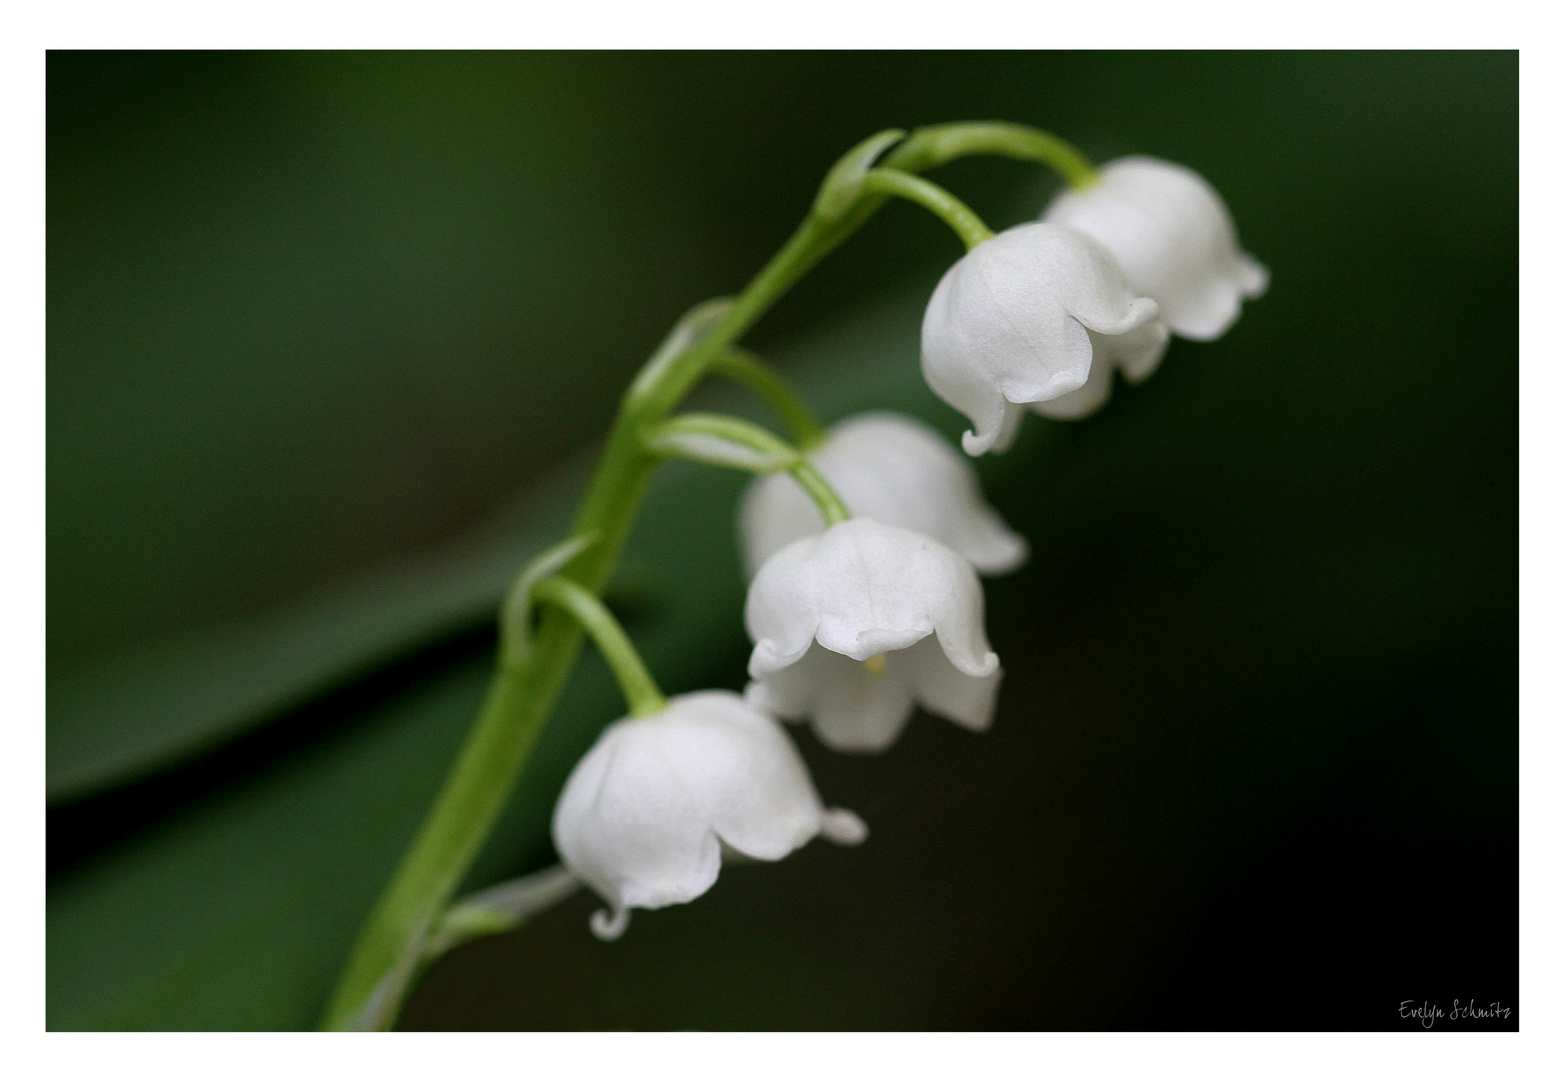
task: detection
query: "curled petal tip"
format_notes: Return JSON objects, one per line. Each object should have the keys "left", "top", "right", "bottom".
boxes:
{"left": 948, "top": 649, "right": 1000, "bottom": 679}
{"left": 821, "top": 808, "right": 869, "bottom": 845}
{"left": 1078, "top": 294, "right": 1160, "bottom": 337}
{"left": 962, "top": 426, "right": 1004, "bottom": 457}
{"left": 590, "top": 905, "right": 631, "bottom": 941}
{"left": 748, "top": 637, "right": 811, "bottom": 679}
{"left": 1128, "top": 295, "right": 1161, "bottom": 325}
{"left": 1240, "top": 255, "right": 1270, "bottom": 298}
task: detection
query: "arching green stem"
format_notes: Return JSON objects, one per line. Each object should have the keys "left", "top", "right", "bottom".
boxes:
{"left": 710, "top": 348, "right": 828, "bottom": 450}
{"left": 645, "top": 411, "right": 850, "bottom": 526}
{"left": 882, "top": 120, "right": 1099, "bottom": 190}
{"left": 642, "top": 412, "right": 802, "bottom": 474}
{"left": 790, "top": 461, "right": 851, "bottom": 526}
{"left": 532, "top": 577, "right": 666, "bottom": 718}
{"left": 861, "top": 168, "right": 994, "bottom": 251}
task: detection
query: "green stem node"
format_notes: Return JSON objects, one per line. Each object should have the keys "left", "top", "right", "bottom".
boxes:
{"left": 500, "top": 533, "right": 599, "bottom": 666}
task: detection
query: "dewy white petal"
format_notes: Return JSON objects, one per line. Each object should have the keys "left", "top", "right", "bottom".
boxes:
{"left": 1043, "top": 156, "right": 1267, "bottom": 342}
{"left": 744, "top": 518, "right": 1001, "bottom": 752}
{"left": 739, "top": 412, "right": 1028, "bottom": 580}
{"left": 551, "top": 690, "right": 860, "bottom": 939}
{"left": 920, "top": 222, "right": 1163, "bottom": 455}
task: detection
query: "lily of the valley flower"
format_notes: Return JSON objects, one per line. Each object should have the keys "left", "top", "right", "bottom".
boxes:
{"left": 745, "top": 517, "right": 1000, "bottom": 752}
{"left": 553, "top": 690, "right": 866, "bottom": 940}
{"left": 738, "top": 412, "right": 1028, "bottom": 579}
{"left": 1043, "top": 156, "right": 1268, "bottom": 342}
{"left": 921, "top": 222, "right": 1165, "bottom": 455}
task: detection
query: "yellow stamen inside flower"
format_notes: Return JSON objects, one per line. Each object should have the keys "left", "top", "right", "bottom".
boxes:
{"left": 863, "top": 653, "right": 888, "bottom": 676}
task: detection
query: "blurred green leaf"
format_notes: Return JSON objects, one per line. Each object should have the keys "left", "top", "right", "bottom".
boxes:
{"left": 46, "top": 468, "right": 582, "bottom": 803}
{"left": 45, "top": 288, "right": 962, "bottom": 1030}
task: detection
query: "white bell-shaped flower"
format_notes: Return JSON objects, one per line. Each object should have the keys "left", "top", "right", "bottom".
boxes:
{"left": 744, "top": 517, "right": 1001, "bottom": 752}
{"left": 1043, "top": 156, "right": 1268, "bottom": 342}
{"left": 552, "top": 689, "right": 866, "bottom": 941}
{"left": 921, "top": 222, "right": 1164, "bottom": 455}
{"left": 738, "top": 412, "right": 1028, "bottom": 580}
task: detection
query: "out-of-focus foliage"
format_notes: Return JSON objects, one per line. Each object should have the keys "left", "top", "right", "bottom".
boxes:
{"left": 48, "top": 52, "right": 1516, "bottom": 1030}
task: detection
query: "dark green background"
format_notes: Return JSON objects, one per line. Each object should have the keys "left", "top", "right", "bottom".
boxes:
{"left": 47, "top": 52, "right": 1517, "bottom": 1030}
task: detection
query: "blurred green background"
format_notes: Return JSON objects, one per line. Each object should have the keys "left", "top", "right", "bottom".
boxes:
{"left": 47, "top": 52, "right": 1517, "bottom": 1030}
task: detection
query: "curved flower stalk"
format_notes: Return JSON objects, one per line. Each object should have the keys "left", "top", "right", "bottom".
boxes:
{"left": 553, "top": 690, "right": 866, "bottom": 940}
{"left": 920, "top": 222, "right": 1165, "bottom": 455}
{"left": 738, "top": 412, "right": 1028, "bottom": 579}
{"left": 745, "top": 518, "right": 1000, "bottom": 751}
{"left": 1043, "top": 156, "right": 1268, "bottom": 342}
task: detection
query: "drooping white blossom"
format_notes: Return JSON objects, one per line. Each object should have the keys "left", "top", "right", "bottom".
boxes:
{"left": 921, "top": 222, "right": 1164, "bottom": 455}
{"left": 552, "top": 690, "right": 866, "bottom": 940}
{"left": 744, "top": 518, "right": 1001, "bottom": 752}
{"left": 1043, "top": 156, "right": 1268, "bottom": 343}
{"left": 738, "top": 412, "right": 1028, "bottom": 579}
